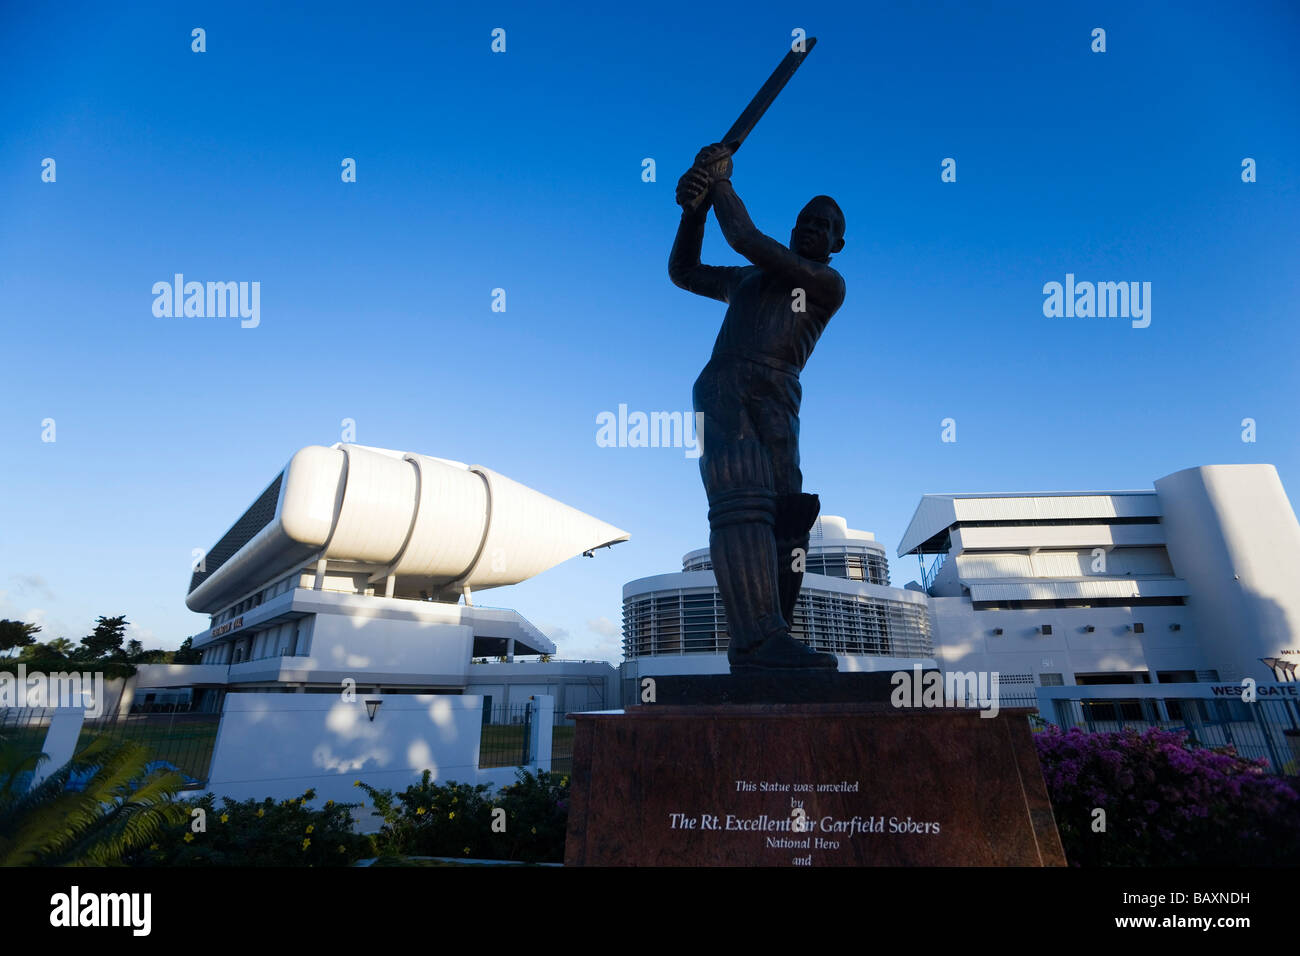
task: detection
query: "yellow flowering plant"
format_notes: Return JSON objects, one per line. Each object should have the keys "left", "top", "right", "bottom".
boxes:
{"left": 127, "top": 789, "right": 372, "bottom": 867}
{"left": 353, "top": 770, "right": 572, "bottom": 863}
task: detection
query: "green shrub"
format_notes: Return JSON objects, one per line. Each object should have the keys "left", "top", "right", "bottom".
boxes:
{"left": 492, "top": 769, "right": 569, "bottom": 863}
{"left": 356, "top": 773, "right": 495, "bottom": 859}
{"left": 358, "top": 769, "right": 570, "bottom": 863}
{"left": 130, "top": 789, "right": 372, "bottom": 866}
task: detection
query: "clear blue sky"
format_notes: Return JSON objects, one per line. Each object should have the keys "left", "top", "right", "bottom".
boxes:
{"left": 2, "top": 1, "right": 1297, "bottom": 661}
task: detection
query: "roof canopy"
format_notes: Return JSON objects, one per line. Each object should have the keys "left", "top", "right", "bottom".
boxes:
{"left": 897, "top": 491, "right": 1159, "bottom": 557}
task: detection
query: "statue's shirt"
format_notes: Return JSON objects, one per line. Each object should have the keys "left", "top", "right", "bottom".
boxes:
{"left": 667, "top": 186, "right": 845, "bottom": 379}
{"left": 709, "top": 266, "right": 839, "bottom": 374}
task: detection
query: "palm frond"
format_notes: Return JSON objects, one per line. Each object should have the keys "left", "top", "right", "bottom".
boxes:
{"left": 0, "top": 737, "right": 187, "bottom": 866}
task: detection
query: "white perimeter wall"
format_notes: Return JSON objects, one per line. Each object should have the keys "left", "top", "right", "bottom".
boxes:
{"left": 204, "top": 692, "right": 551, "bottom": 805}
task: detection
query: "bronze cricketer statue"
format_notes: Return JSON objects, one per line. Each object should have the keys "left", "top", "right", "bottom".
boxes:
{"left": 669, "top": 40, "right": 846, "bottom": 672}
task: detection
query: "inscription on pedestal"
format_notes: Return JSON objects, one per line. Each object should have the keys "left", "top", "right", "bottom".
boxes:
{"left": 665, "top": 777, "right": 947, "bottom": 866}
{"left": 565, "top": 704, "right": 1065, "bottom": 867}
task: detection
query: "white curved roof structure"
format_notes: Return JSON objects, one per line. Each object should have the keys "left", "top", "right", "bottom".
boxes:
{"left": 897, "top": 491, "right": 1160, "bottom": 556}
{"left": 187, "top": 443, "right": 629, "bottom": 613}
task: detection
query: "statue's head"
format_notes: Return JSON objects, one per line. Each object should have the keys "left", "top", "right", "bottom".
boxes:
{"left": 791, "top": 195, "right": 845, "bottom": 260}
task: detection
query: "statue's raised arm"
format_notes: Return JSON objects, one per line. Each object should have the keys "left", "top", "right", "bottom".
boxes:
{"left": 668, "top": 155, "right": 745, "bottom": 304}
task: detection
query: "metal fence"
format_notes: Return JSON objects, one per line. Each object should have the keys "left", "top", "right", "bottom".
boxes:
{"left": 0, "top": 707, "right": 55, "bottom": 757}
{"left": 478, "top": 703, "right": 535, "bottom": 769}
{"left": 550, "top": 720, "right": 574, "bottom": 776}
{"left": 1, "top": 707, "right": 220, "bottom": 789}
{"left": 1046, "top": 696, "right": 1300, "bottom": 774}
{"left": 994, "top": 692, "right": 1043, "bottom": 711}
{"left": 477, "top": 702, "right": 575, "bottom": 775}
{"left": 77, "top": 710, "right": 221, "bottom": 788}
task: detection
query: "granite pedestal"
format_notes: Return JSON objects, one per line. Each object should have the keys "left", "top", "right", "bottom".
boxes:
{"left": 564, "top": 700, "right": 1066, "bottom": 867}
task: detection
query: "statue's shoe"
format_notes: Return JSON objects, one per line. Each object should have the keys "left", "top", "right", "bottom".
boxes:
{"left": 729, "top": 633, "right": 838, "bottom": 670}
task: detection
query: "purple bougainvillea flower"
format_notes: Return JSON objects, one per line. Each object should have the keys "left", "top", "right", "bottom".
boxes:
{"left": 1035, "top": 724, "right": 1300, "bottom": 866}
